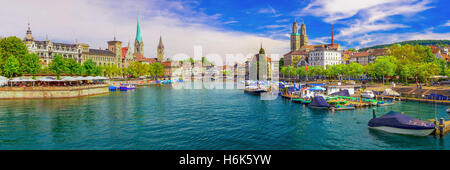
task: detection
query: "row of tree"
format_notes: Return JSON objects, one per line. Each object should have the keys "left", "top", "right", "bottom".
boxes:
{"left": 281, "top": 44, "right": 449, "bottom": 83}
{"left": 0, "top": 36, "right": 166, "bottom": 80}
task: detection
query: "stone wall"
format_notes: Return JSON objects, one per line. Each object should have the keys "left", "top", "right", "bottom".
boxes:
{"left": 0, "top": 85, "right": 109, "bottom": 99}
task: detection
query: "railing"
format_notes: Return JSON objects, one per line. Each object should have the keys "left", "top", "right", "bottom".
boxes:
{"left": 0, "top": 84, "right": 108, "bottom": 91}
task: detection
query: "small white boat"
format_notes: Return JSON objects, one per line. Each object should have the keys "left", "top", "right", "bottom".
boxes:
{"left": 361, "top": 90, "right": 375, "bottom": 99}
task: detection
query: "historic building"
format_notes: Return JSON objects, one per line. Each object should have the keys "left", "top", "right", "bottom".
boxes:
{"left": 157, "top": 35, "right": 164, "bottom": 62}
{"left": 24, "top": 22, "right": 123, "bottom": 67}
{"left": 284, "top": 20, "right": 342, "bottom": 68}
{"left": 348, "top": 48, "right": 388, "bottom": 65}
{"left": 308, "top": 49, "right": 342, "bottom": 67}
{"left": 246, "top": 44, "right": 272, "bottom": 80}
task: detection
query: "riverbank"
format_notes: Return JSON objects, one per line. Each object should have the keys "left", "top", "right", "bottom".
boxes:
{"left": 0, "top": 84, "right": 109, "bottom": 99}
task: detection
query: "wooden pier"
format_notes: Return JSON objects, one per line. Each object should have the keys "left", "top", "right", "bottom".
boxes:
{"left": 376, "top": 95, "right": 450, "bottom": 105}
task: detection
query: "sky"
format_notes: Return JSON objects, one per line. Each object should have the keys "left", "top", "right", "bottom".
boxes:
{"left": 0, "top": 0, "right": 449, "bottom": 65}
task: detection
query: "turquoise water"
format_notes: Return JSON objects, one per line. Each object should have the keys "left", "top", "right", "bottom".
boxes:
{"left": 0, "top": 84, "right": 448, "bottom": 150}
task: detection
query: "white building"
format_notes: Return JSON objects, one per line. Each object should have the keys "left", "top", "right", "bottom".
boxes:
{"left": 308, "top": 49, "right": 342, "bottom": 68}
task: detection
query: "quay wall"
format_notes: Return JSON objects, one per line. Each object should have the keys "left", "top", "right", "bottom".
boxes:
{"left": 0, "top": 85, "right": 109, "bottom": 99}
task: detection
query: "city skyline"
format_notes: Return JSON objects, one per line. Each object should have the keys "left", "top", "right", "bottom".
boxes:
{"left": 1, "top": 0, "right": 449, "bottom": 64}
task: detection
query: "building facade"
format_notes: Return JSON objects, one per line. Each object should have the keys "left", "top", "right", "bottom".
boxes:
{"left": 284, "top": 20, "right": 341, "bottom": 67}
{"left": 308, "top": 49, "right": 342, "bottom": 67}
{"left": 24, "top": 21, "right": 132, "bottom": 68}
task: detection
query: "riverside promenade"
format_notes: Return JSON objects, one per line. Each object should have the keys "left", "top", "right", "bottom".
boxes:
{"left": 0, "top": 84, "right": 109, "bottom": 99}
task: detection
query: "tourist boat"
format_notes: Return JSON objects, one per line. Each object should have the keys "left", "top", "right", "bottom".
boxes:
{"left": 244, "top": 85, "right": 267, "bottom": 95}
{"left": 368, "top": 111, "right": 435, "bottom": 136}
{"left": 361, "top": 90, "right": 375, "bottom": 99}
{"left": 120, "top": 84, "right": 137, "bottom": 91}
{"left": 308, "top": 96, "right": 329, "bottom": 109}
{"left": 109, "top": 86, "right": 118, "bottom": 91}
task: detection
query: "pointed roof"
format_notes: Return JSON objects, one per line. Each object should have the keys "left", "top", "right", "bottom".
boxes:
{"left": 135, "top": 14, "right": 143, "bottom": 43}
{"left": 158, "top": 35, "right": 164, "bottom": 48}
{"left": 259, "top": 43, "right": 265, "bottom": 54}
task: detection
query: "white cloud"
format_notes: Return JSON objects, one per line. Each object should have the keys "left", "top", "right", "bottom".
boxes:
{"left": 258, "top": 5, "right": 282, "bottom": 17}
{"left": 0, "top": 0, "right": 288, "bottom": 65}
{"left": 442, "top": 20, "right": 450, "bottom": 27}
{"left": 297, "top": 0, "right": 435, "bottom": 48}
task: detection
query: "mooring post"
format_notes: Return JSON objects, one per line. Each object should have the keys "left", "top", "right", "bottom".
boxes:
{"left": 434, "top": 120, "right": 438, "bottom": 137}
{"left": 440, "top": 118, "right": 445, "bottom": 137}
{"left": 372, "top": 108, "right": 376, "bottom": 119}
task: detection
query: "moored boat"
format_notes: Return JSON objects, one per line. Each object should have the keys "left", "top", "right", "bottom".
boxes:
{"left": 109, "top": 86, "right": 117, "bottom": 91}
{"left": 368, "top": 111, "right": 435, "bottom": 136}
{"left": 308, "top": 96, "right": 329, "bottom": 109}
{"left": 361, "top": 90, "right": 375, "bottom": 98}
{"left": 120, "top": 84, "right": 137, "bottom": 91}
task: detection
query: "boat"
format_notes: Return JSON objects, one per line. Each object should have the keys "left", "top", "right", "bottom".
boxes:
{"left": 377, "top": 101, "right": 395, "bottom": 106}
{"left": 361, "top": 90, "right": 375, "bottom": 98}
{"left": 120, "top": 84, "right": 137, "bottom": 91}
{"left": 447, "top": 108, "right": 450, "bottom": 113}
{"left": 368, "top": 111, "right": 435, "bottom": 136}
{"left": 109, "top": 86, "right": 117, "bottom": 91}
{"left": 308, "top": 96, "right": 329, "bottom": 109}
{"left": 333, "top": 105, "right": 355, "bottom": 111}
{"left": 244, "top": 85, "right": 267, "bottom": 95}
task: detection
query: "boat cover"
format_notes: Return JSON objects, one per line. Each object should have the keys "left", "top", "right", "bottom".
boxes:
{"left": 368, "top": 111, "right": 435, "bottom": 130}
{"left": 330, "top": 90, "right": 350, "bottom": 97}
{"left": 381, "top": 88, "right": 400, "bottom": 97}
{"left": 309, "top": 96, "right": 329, "bottom": 107}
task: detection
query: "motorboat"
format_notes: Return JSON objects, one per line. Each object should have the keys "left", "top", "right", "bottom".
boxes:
{"left": 120, "top": 84, "right": 137, "bottom": 91}
{"left": 308, "top": 96, "right": 329, "bottom": 109}
{"left": 368, "top": 111, "right": 435, "bottom": 136}
{"left": 361, "top": 90, "right": 375, "bottom": 99}
{"left": 109, "top": 86, "right": 117, "bottom": 91}
{"left": 244, "top": 85, "right": 267, "bottom": 95}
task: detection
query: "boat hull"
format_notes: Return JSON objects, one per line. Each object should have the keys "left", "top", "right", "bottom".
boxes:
{"left": 369, "top": 126, "right": 434, "bottom": 136}
{"left": 244, "top": 90, "right": 266, "bottom": 95}
{"left": 308, "top": 106, "right": 328, "bottom": 109}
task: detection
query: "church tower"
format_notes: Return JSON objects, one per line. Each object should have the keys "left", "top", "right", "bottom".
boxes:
{"left": 290, "top": 20, "right": 300, "bottom": 51}
{"left": 134, "top": 13, "right": 144, "bottom": 56}
{"left": 157, "top": 35, "right": 164, "bottom": 62}
{"left": 300, "top": 21, "right": 308, "bottom": 48}
{"left": 24, "top": 20, "right": 34, "bottom": 44}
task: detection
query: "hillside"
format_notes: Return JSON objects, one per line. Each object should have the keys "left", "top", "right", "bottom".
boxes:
{"left": 359, "top": 40, "right": 450, "bottom": 51}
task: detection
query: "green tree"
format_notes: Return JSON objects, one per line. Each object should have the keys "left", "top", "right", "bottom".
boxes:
{"left": 21, "top": 53, "right": 41, "bottom": 78}
{"left": 149, "top": 62, "right": 165, "bottom": 79}
{"left": 49, "top": 54, "right": 66, "bottom": 80}
{"left": 0, "top": 36, "right": 29, "bottom": 74}
{"left": 374, "top": 56, "right": 397, "bottom": 84}
{"left": 3, "top": 55, "right": 21, "bottom": 78}
{"left": 347, "top": 63, "right": 363, "bottom": 79}
{"left": 64, "top": 58, "right": 82, "bottom": 76}
{"left": 82, "top": 59, "right": 99, "bottom": 76}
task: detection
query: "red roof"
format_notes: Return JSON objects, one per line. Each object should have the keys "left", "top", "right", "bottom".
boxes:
{"left": 162, "top": 61, "right": 171, "bottom": 67}
{"left": 135, "top": 53, "right": 156, "bottom": 63}
{"left": 283, "top": 50, "right": 309, "bottom": 56}
{"left": 350, "top": 51, "right": 370, "bottom": 58}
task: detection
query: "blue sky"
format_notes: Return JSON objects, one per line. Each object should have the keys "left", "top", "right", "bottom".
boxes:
{"left": 179, "top": 0, "right": 450, "bottom": 49}
{"left": 1, "top": 0, "right": 449, "bottom": 64}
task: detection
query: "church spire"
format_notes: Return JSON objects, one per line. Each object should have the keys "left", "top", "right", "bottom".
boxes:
{"left": 331, "top": 24, "right": 334, "bottom": 45}
{"left": 292, "top": 19, "right": 298, "bottom": 34}
{"left": 157, "top": 35, "right": 164, "bottom": 62}
{"left": 134, "top": 11, "right": 144, "bottom": 56}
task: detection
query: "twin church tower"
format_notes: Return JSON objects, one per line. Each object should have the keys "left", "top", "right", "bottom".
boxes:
{"left": 290, "top": 20, "right": 308, "bottom": 51}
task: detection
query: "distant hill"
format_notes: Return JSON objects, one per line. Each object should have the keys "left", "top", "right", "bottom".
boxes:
{"left": 359, "top": 40, "right": 450, "bottom": 51}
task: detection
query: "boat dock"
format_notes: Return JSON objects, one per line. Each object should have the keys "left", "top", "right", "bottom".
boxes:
{"left": 376, "top": 95, "right": 450, "bottom": 105}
